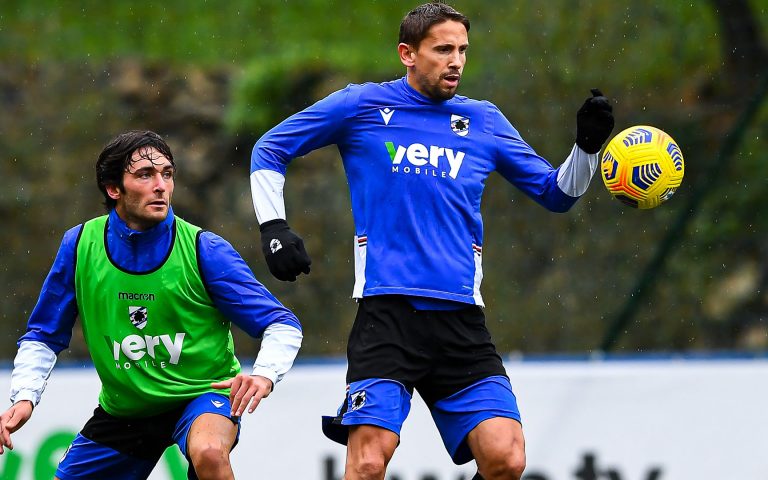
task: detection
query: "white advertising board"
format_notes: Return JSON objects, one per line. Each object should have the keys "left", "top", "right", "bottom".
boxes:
{"left": 1, "top": 358, "right": 767, "bottom": 479}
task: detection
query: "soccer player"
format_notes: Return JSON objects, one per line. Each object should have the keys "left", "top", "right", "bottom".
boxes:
{"left": 249, "top": 3, "right": 613, "bottom": 479}
{"left": 0, "top": 130, "right": 303, "bottom": 480}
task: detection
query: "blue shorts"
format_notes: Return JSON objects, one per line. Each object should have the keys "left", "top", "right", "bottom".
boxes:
{"left": 323, "top": 375, "right": 521, "bottom": 465}
{"left": 322, "top": 295, "right": 519, "bottom": 464}
{"left": 56, "top": 393, "right": 240, "bottom": 480}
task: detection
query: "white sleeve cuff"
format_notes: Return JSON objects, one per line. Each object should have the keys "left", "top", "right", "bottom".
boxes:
{"left": 251, "top": 323, "right": 302, "bottom": 386}
{"left": 250, "top": 366, "right": 279, "bottom": 386}
{"left": 556, "top": 143, "right": 599, "bottom": 197}
{"left": 11, "top": 391, "right": 38, "bottom": 406}
{"left": 250, "top": 169, "right": 287, "bottom": 224}
{"left": 10, "top": 341, "right": 57, "bottom": 406}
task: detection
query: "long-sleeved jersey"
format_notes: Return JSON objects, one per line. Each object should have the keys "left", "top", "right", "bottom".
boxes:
{"left": 11, "top": 207, "right": 302, "bottom": 407}
{"left": 251, "top": 77, "right": 597, "bottom": 306}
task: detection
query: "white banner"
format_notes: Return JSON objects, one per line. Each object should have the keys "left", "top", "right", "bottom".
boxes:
{"left": 1, "top": 359, "right": 767, "bottom": 479}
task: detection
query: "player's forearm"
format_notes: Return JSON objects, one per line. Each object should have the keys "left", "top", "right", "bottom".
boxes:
{"left": 251, "top": 322, "right": 303, "bottom": 385}
{"left": 250, "top": 169, "right": 287, "bottom": 224}
{"left": 556, "top": 144, "right": 599, "bottom": 197}
{"left": 10, "top": 341, "right": 57, "bottom": 406}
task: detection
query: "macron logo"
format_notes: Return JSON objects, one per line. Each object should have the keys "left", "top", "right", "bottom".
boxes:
{"left": 379, "top": 108, "right": 395, "bottom": 125}
{"left": 385, "top": 141, "right": 465, "bottom": 179}
{"left": 211, "top": 400, "right": 225, "bottom": 408}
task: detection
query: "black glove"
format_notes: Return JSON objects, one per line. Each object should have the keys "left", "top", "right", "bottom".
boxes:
{"left": 260, "top": 219, "right": 311, "bottom": 281}
{"left": 576, "top": 88, "right": 615, "bottom": 154}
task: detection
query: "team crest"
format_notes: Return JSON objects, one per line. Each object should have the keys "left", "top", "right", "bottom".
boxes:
{"left": 349, "top": 390, "right": 366, "bottom": 411}
{"left": 450, "top": 114, "right": 470, "bottom": 136}
{"left": 129, "top": 306, "right": 148, "bottom": 329}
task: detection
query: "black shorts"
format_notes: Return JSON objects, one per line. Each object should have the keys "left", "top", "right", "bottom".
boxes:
{"left": 78, "top": 404, "right": 182, "bottom": 460}
{"left": 346, "top": 295, "right": 507, "bottom": 406}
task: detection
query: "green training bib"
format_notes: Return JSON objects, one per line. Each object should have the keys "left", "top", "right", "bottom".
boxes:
{"left": 75, "top": 215, "right": 240, "bottom": 417}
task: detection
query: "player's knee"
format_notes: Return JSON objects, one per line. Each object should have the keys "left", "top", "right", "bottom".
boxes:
{"left": 189, "top": 441, "right": 231, "bottom": 478}
{"left": 478, "top": 450, "right": 526, "bottom": 480}
{"left": 346, "top": 455, "right": 387, "bottom": 480}
{"left": 508, "top": 454, "right": 526, "bottom": 479}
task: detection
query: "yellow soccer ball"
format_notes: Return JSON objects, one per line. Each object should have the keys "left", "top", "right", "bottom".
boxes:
{"left": 600, "top": 125, "right": 685, "bottom": 209}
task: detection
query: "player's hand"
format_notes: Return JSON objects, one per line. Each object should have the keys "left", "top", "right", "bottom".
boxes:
{"left": 576, "top": 88, "right": 615, "bottom": 154}
{"left": 0, "top": 401, "right": 33, "bottom": 454}
{"left": 211, "top": 374, "right": 273, "bottom": 417}
{"left": 259, "top": 219, "right": 312, "bottom": 281}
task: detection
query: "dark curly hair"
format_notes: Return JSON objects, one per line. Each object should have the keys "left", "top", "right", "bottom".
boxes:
{"left": 95, "top": 130, "right": 175, "bottom": 211}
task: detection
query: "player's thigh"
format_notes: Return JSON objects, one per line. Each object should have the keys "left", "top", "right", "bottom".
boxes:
{"left": 186, "top": 414, "right": 238, "bottom": 457}
{"left": 467, "top": 417, "right": 526, "bottom": 474}
{"left": 430, "top": 376, "right": 521, "bottom": 465}
{"left": 174, "top": 392, "right": 239, "bottom": 458}
{"left": 346, "top": 424, "right": 400, "bottom": 468}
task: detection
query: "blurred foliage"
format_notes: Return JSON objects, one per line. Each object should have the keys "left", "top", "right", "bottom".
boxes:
{"left": 0, "top": 0, "right": 766, "bottom": 362}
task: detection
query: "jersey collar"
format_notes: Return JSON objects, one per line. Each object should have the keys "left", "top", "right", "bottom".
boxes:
{"left": 109, "top": 207, "right": 175, "bottom": 243}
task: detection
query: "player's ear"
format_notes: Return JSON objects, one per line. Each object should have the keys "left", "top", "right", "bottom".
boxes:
{"left": 105, "top": 184, "right": 121, "bottom": 201}
{"left": 398, "top": 43, "right": 416, "bottom": 67}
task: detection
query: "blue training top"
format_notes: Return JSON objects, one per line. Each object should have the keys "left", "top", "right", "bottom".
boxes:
{"left": 251, "top": 77, "right": 581, "bottom": 306}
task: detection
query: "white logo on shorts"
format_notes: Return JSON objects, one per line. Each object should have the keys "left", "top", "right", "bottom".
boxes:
{"left": 211, "top": 400, "right": 225, "bottom": 408}
{"left": 350, "top": 391, "right": 366, "bottom": 411}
